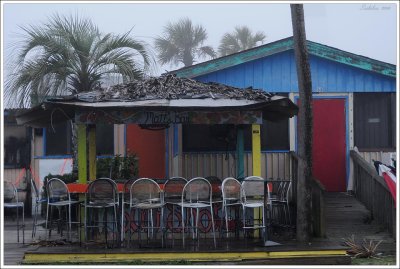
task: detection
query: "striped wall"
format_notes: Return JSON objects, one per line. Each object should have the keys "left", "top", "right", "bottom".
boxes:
{"left": 181, "top": 152, "right": 292, "bottom": 180}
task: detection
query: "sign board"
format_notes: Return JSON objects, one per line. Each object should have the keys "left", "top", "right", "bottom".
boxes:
{"left": 76, "top": 110, "right": 262, "bottom": 125}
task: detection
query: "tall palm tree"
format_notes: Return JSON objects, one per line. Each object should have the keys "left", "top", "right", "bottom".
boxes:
{"left": 5, "top": 14, "right": 154, "bottom": 108}
{"left": 218, "top": 26, "right": 266, "bottom": 56}
{"left": 154, "top": 17, "right": 216, "bottom": 67}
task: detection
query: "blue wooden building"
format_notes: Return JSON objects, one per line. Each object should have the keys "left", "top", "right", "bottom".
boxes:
{"left": 170, "top": 37, "right": 396, "bottom": 192}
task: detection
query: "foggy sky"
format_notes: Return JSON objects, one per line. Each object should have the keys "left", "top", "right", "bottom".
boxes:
{"left": 2, "top": 1, "right": 398, "bottom": 77}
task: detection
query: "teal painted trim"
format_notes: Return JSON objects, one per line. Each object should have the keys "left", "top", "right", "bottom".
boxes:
{"left": 307, "top": 41, "right": 396, "bottom": 78}
{"left": 172, "top": 37, "right": 395, "bottom": 80}
{"left": 236, "top": 127, "right": 245, "bottom": 179}
{"left": 173, "top": 38, "right": 294, "bottom": 78}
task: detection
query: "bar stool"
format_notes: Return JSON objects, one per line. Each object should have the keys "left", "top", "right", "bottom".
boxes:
{"left": 84, "top": 178, "right": 119, "bottom": 247}
{"left": 180, "top": 177, "right": 216, "bottom": 248}
{"left": 241, "top": 176, "right": 268, "bottom": 239}
{"left": 46, "top": 178, "right": 81, "bottom": 242}
{"left": 4, "top": 181, "right": 25, "bottom": 243}
{"left": 31, "top": 177, "right": 47, "bottom": 239}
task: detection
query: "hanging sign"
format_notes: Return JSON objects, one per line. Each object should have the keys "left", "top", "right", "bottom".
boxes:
{"left": 75, "top": 110, "right": 262, "bottom": 125}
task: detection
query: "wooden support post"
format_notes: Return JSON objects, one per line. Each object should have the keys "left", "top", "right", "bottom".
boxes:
{"left": 252, "top": 124, "right": 261, "bottom": 176}
{"left": 88, "top": 125, "right": 96, "bottom": 181}
{"left": 77, "top": 124, "right": 87, "bottom": 241}
{"left": 236, "top": 126, "right": 244, "bottom": 179}
{"left": 252, "top": 124, "right": 261, "bottom": 237}
{"left": 77, "top": 124, "right": 87, "bottom": 183}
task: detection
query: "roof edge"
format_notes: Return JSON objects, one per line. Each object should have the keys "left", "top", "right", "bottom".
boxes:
{"left": 172, "top": 36, "right": 396, "bottom": 78}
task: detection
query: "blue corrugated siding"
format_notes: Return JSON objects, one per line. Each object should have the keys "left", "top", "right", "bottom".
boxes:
{"left": 195, "top": 50, "right": 396, "bottom": 93}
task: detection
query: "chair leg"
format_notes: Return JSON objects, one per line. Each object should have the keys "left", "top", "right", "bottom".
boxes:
{"left": 16, "top": 204, "right": 20, "bottom": 243}
{"left": 121, "top": 204, "right": 125, "bottom": 244}
{"left": 210, "top": 205, "right": 216, "bottom": 248}
{"left": 224, "top": 205, "right": 229, "bottom": 238}
{"left": 22, "top": 205, "right": 25, "bottom": 244}
{"left": 181, "top": 206, "right": 185, "bottom": 247}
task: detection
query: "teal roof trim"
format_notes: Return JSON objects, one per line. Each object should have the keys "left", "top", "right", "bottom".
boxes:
{"left": 172, "top": 37, "right": 396, "bottom": 79}
{"left": 173, "top": 38, "right": 294, "bottom": 78}
{"left": 307, "top": 41, "right": 396, "bottom": 78}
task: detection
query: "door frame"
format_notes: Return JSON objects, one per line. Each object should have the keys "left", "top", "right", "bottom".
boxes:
{"left": 291, "top": 93, "right": 351, "bottom": 189}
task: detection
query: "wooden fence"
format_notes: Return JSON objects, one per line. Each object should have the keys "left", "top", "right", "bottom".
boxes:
{"left": 351, "top": 150, "right": 396, "bottom": 237}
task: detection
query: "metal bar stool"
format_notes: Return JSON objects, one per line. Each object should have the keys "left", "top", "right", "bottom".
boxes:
{"left": 4, "top": 181, "right": 25, "bottom": 243}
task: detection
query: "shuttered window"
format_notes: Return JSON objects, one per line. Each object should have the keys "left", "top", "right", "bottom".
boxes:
{"left": 182, "top": 118, "right": 289, "bottom": 152}
{"left": 354, "top": 93, "right": 396, "bottom": 151}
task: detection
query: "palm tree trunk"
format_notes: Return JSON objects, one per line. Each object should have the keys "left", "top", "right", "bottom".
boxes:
{"left": 291, "top": 3, "right": 313, "bottom": 242}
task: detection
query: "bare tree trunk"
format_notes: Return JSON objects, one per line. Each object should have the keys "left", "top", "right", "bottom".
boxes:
{"left": 291, "top": 4, "right": 313, "bottom": 242}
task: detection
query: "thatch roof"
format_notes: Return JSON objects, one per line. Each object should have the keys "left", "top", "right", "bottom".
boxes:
{"left": 16, "top": 74, "right": 298, "bottom": 127}
{"left": 50, "top": 74, "right": 275, "bottom": 103}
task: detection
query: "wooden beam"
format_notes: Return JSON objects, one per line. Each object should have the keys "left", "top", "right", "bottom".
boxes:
{"left": 77, "top": 124, "right": 87, "bottom": 183}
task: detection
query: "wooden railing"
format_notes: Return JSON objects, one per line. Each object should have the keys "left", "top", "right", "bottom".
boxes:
{"left": 351, "top": 150, "right": 396, "bottom": 237}
{"left": 290, "top": 151, "right": 326, "bottom": 238}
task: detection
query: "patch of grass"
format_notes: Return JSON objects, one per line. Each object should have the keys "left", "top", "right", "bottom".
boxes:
{"left": 350, "top": 255, "right": 396, "bottom": 265}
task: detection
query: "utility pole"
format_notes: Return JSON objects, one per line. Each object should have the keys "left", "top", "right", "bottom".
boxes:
{"left": 290, "top": 3, "right": 313, "bottom": 242}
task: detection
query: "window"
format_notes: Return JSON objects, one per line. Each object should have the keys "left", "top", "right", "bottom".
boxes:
{"left": 354, "top": 93, "right": 396, "bottom": 151}
{"left": 96, "top": 124, "right": 114, "bottom": 155}
{"left": 44, "top": 122, "right": 114, "bottom": 156}
{"left": 45, "top": 122, "right": 72, "bottom": 155}
{"left": 4, "top": 126, "right": 30, "bottom": 168}
{"left": 182, "top": 119, "right": 289, "bottom": 152}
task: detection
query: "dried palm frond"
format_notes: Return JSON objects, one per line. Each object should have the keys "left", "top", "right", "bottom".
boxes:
{"left": 343, "top": 235, "right": 383, "bottom": 258}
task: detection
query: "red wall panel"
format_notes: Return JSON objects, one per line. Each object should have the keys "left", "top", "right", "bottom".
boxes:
{"left": 126, "top": 124, "right": 166, "bottom": 178}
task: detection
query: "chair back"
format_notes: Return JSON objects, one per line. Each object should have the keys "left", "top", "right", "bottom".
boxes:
{"left": 182, "top": 177, "right": 212, "bottom": 203}
{"left": 164, "top": 177, "right": 187, "bottom": 203}
{"left": 47, "top": 178, "right": 69, "bottom": 203}
{"left": 205, "top": 176, "right": 222, "bottom": 201}
{"left": 122, "top": 178, "right": 138, "bottom": 203}
{"left": 241, "top": 176, "right": 267, "bottom": 203}
{"left": 30, "top": 178, "right": 40, "bottom": 199}
{"left": 4, "top": 181, "right": 18, "bottom": 203}
{"left": 130, "top": 178, "right": 163, "bottom": 206}
{"left": 87, "top": 178, "right": 118, "bottom": 204}
{"left": 283, "top": 181, "right": 292, "bottom": 201}
{"left": 221, "top": 177, "right": 241, "bottom": 202}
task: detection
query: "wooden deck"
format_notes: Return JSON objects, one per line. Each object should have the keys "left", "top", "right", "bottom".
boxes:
{"left": 323, "top": 192, "right": 396, "bottom": 255}
{"left": 3, "top": 217, "right": 350, "bottom": 265}
{"left": 4, "top": 192, "right": 395, "bottom": 266}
